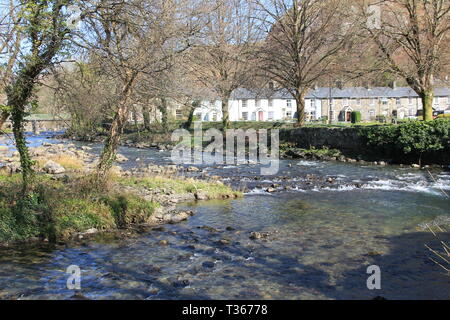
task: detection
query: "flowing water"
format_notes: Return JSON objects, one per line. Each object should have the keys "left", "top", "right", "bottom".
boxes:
{"left": 0, "top": 134, "right": 449, "bottom": 300}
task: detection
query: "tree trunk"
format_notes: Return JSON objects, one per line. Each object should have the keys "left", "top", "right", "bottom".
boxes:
{"left": 295, "top": 91, "right": 307, "bottom": 127}
{"left": 11, "top": 111, "right": 34, "bottom": 193}
{"left": 142, "top": 105, "right": 151, "bottom": 130}
{"left": 221, "top": 94, "right": 230, "bottom": 130}
{"left": 183, "top": 100, "right": 199, "bottom": 130}
{"left": 6, "top": 62, "right": 46, "bottom": 193}
{"left": 420, "top": 90, "right": 434, "bottom": 121}
{"left": 97, "top": 74, "right": 136, "bottom": 180}
{"left": 158, "top": 97, "right": 169, "bottom": 132}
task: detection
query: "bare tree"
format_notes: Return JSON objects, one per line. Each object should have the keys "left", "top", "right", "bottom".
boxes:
{"left": 255, "top": 0, "right": 353, "bottom": 126}
{"left": 53, "top": 61, "right": 119, "bottom": 139}
{"left": 355, "top": 0, "right": 450, "bottom": 121}
{"left": 74, "top": 0, "right": 202, "bottom": 179}
{"left": 187, "top": 0, "right": 261, "bottom": 129}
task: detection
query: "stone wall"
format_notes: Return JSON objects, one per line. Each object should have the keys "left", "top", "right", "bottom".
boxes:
{"left": 279, "top": 126, "right": 450, "bottom": 165}
{"left": 280, "top": 127, "right": 366, "bottom": 153}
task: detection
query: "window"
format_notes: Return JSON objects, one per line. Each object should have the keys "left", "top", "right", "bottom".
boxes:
{"left": 242, "top": 112, "right": 248, "bottom": 120}
{"left": 175, "top": 110, "right": 183, "bottom": 119}
{"left": 343, "top": 98, "right": 349, "bottom": 106}
{"left": 251, "top": 112, "right": 256, "bottom": 121}
{"left": 256, "top": 99, "right": 261, "bottom": 108}
{"left": 286, "top": 100, "right": 292, "bottom": 108}
{"left": 396, "top": 98, "right": 401, "bottom": 106}
{"left": 212, "top": 113, "right": 217, "bottom": 121}
{"left": 286, "top": 111, "right": 292, "bottom": 118}
{"left": 370, "top": 98, "right": 376, "bottom": 106}
{"left": 369, "top": 109, "right": 375, "bottom": 117}
{"left": 356, "top": 98, "right": 361, "bottom": 106}
{"left": 434, "top": 97, "right": 439, "bottom": 105}
{"left": 447, "top": 96, "right": 450, "bottom": 104}
{"left": 242, "top": 100, "right": 248, "bottom": 108}
{"left": 268, "top": 99, "right": 274, "bottom": 108}
{"left": 409, "top": 108, "right": 415, "bottom": 116}
{"left": 268, "top": 111, "right": 274, "bottom": 120}
{"left": 409, "top": 97, "right": 413, "bottom": 105}
{"left": 381, "top": 98, "right": 388, "bottom": 105}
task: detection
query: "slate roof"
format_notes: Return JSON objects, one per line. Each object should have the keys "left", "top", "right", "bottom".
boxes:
{"left": 230, "top": 87, "right": 450, "bottom": 100}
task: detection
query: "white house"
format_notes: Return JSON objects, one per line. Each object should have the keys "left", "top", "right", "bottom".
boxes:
{"left": 193, "top": 86, "right": 450, "bottom": 123}
{"left": 194, "top": 88, "right": 322, "bottom": 122}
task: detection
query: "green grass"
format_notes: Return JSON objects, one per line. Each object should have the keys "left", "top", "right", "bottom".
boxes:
{"left": 118, "top": 176, "right": 242, "bottom": 199}
{"left": 0, "top": 174, "right": 159, "bottom": 243}
{"left": 0, "top": 172, "right": 240, "bottom": 243}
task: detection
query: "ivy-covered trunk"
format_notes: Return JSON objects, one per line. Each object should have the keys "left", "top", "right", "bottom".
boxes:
{"left": 6, "top": 63, "right": 42, "bottom": 193}
{"left": 0, "top": 111, "right": 9, "bottom": 131}
{"left": 97, "top": 73, "right": 137, "bottom": 180}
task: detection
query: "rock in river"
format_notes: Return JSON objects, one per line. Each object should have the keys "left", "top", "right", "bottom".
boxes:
{"left": 43, "top": 160, "right": 66, "bottom": 174}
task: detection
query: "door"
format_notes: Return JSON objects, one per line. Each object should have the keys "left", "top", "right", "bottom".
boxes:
{"left": 258, "top": 111, "right": 264, "bottom": 121}
{"left": 346, "top": 111, "right": 351, "bottom": 122}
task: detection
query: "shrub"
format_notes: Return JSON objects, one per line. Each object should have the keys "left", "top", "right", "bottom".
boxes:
{"left": 351, "top": 111, "right": 361, "bottom": 124}
{"left": 359, "top": 119, "right": 450, "bottom": 162}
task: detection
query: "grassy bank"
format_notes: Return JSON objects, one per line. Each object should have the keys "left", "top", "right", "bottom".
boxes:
{"left": 0, "top": 173, "right": 240, "bottom": 244}
{"left": 119, "top": 176, "right": 242, "bottom": 199}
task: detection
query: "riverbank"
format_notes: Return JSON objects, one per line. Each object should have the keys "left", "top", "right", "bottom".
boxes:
{"left": 0, "top": 141, "right": 241, "bottom": 245}
{"left": 63, "top": 118, "right": 450, "bottom": 168}
{"left": 0, "top": 134, "right": 449, "bottom": 300}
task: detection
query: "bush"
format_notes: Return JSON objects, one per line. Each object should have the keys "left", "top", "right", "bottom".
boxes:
{"left": 359, "top": 119, "right": 450, "bottom": 162}
{"left": 351, "top": 111, "right": 361, "bottom": 124}
{"left": 0, "top": 174, "right": 159, "bottom": 243}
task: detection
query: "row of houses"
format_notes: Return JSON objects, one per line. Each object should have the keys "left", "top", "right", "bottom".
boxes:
{"left": 190, "top": 86, "right": 450, "bottom": 123}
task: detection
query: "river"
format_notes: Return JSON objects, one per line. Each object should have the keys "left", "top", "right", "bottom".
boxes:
{"left": 0, "top": 133, "right": 449, "bottom": 299}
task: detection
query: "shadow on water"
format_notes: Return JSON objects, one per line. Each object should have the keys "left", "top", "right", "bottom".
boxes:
{"left": 0, "top": 218, "right": 448, "bottom": 300}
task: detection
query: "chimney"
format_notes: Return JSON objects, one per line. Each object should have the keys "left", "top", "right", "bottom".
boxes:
{"left": 268, "top": 81, "right": 274, "bottom": 90}
{"left": 336, "top": 80, "right": 343, "bottom": 90}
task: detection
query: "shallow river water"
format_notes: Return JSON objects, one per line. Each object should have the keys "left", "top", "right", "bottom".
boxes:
{"left": 0, "top": 133, "right": 449, "bottom": 299}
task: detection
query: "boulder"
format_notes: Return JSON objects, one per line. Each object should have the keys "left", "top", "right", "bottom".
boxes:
{"left": 195, "top": 192, "right": 209, "bottom": 200}
{"left": 116, "top": 154, "right": 128, "bottom": 163}
{"left": 43, "top": 160, "right": 66, "bottom": 174}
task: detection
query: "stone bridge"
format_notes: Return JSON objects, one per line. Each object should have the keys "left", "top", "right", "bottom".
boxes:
{"left": 3, "top": 114, "right": 70, "bottom": 134}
